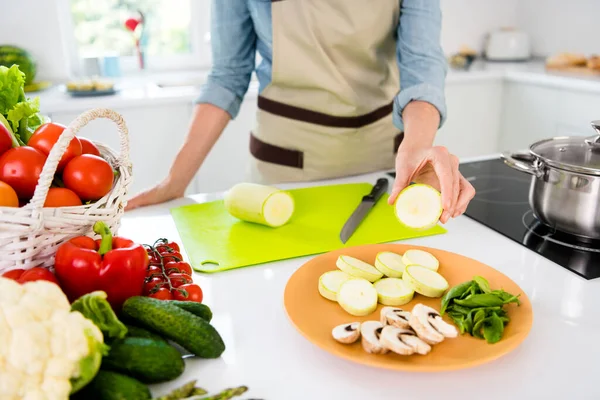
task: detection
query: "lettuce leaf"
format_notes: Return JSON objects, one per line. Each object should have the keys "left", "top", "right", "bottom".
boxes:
{"left": 8, "top": 92, "right": 39, "bottom": 138}
{"left": 0, "top": 65, "right": 26, "bottom": 115}
{"left": 0, "top": 65, "right": 45, "bottom": 145}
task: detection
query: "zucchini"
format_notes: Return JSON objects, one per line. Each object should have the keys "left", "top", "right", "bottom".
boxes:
{"left": 72, "top": 370, "right": 150, "bottom": 400}
{"left": 168, "top": 300, "right": 213, "bottom": 322}
{"left": 123, "top": 296, "right": 225, "bottom": 358}
{"left": 125, "top": 324, "right": 167, "bottom": 342}
{"left": 102, "top": 337, "right": 184, "bottom": 383}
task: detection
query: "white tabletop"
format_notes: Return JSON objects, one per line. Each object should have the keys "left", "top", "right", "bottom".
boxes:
{"left": 120, "top": 166, "right": 600, "bottom": 400}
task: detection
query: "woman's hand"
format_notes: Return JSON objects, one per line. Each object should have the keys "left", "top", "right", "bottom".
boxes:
{"left": 125, "top": 179, "right": 185, "bottom": 211}
{"left": 388, "top": 101, "right": 476, "bottom": 224}
{"left": 388, "top": 144, "right": 476, "bottom": 223}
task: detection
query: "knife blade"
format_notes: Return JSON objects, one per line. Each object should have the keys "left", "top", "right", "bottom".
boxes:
{"left": 340, "top": 178, "right": 389, "bottom": 244}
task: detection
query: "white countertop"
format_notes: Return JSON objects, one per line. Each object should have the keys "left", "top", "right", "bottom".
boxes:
{"left": 120, "top": 157, "right": 600, "bottom": 400}
{"left": 36, "top": 59, "right": 600, "bottom": 114}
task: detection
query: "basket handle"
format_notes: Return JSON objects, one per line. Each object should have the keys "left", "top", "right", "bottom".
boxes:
{"left": 29, "top": 108, "right": 132, "bottom": 213}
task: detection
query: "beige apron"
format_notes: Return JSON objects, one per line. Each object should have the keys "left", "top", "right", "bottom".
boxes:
{"left": 248, "top": 0, "right": 403, "bottom": 184}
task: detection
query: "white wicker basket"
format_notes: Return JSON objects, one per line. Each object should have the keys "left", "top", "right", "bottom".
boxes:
{"left": 0, "top": 108, "right": 132, "bottom": 273}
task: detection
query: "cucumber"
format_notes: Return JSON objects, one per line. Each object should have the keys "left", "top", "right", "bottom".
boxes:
{"left": 168, "top": 300, "right": 213, "bottom": 322}
{"left": 122, "top": 296, "right": 225, "bottom": 358}
{"left": 125, "top": 324, "right": 167, "bottom": 342}
{"left": 102, "top": 337, "right": 184, "bottom": 383}
{"left": 72, "top": 370, "right": 150, "bottom": 400}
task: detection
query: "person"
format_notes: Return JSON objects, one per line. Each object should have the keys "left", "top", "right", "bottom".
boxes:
{"left": 126, "top": 0, "right": 476, "bottom": 223}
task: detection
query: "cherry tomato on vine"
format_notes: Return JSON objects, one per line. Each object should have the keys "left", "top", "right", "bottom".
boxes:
{"left": 172, "top": 284, "right": 203, "bottom": 303}
{"left": 161, "top": 252, "right": 182, "bottom": 264}
{"left": 143, "top": 276, "right": 166, "bottom": 295}
{"left": 168, "top": 273, "right": 193, "bottom": 288}
{"left": 164, "top": 261, "right": 192, "bottom": 276}
{"left": 149, "top": 287, "right": 172, "bottom": 300}
{"left": 146, "top": 265, "right": 163, "bottom": 278}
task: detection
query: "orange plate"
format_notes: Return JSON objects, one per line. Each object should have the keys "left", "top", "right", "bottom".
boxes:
{"left": 284, "top": 243, "right": 533, "bottom": 372}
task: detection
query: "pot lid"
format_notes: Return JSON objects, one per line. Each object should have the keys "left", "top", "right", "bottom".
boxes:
{"left": 530, "top": 134, "right": 600, "bottom": 176}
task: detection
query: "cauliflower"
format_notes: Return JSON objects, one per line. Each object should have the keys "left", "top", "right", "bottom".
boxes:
{"left": 0, "top": 277, "right": 106, "bottom": 400}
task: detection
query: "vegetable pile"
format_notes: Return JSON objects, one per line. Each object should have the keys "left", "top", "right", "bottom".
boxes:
{"left": 440, "top": 275, "right": 521, "bottom": 344}
{"left": 0, "top": 64, "right": 114, "bottom": 208}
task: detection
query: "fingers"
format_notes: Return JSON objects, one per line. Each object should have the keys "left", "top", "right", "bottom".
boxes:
{"left": 125, "top": 189, "right": 154, "bottom": 211}
{"left": 427, "top": 147, "right": 455, "bottom": 221}
{"left": 388, "top": 161, "right": 417, "bottom": 205}
{"left": 454, "top": 175, "right": 476, "bottom": 217}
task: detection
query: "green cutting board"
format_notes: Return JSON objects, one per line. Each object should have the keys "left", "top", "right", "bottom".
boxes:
{"left": 170, "top": 182, "right": 446, "bottom": 273}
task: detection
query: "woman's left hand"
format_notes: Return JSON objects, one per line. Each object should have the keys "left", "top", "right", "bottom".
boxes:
{"left": 388, "top": 143, "right": 476, "bottom": 224}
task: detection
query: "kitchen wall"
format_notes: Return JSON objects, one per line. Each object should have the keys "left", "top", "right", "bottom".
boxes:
{"left": 1, "top": 0, "right": 596, "bottom": 81}
{"left": 439, "top": 0, "right": 519, "bottom": 54}
{"left": 517, "top": 0, "right": 599, "bottom": 56}
{"left": 0, "top": 0, "right": 71, "bottom": 81}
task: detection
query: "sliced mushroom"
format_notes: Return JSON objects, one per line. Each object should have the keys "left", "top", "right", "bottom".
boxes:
{"left": 360, "top": 321, "right": 388, "bottom": 354}
{"left": 395, "top": 327, "right": 432, "bottom": 355}
{"left": 332, "top": 322, "right": 361, "bottom": 344}
{"left": 423, "top": 305, "right": 458, "bottom": 338}
{"left": 379, "top": 326, "right": 415, "bottom": 356}
{"left": 409, "top": 304, "right": 445, "bottom": 345}
{"left": 380, "top": 307, "right": 411, "bottom": 328}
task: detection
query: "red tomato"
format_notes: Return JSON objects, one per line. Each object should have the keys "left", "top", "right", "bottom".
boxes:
{"left": 165, "top": 261, "right": 192, "bottom": 276}
{"left": 18, "top": 267, "right": 59, "bottom": 285}
{"left": 143, "top": 276, "right": 166, "bottom": 295}
{"left": 172, "top": 284, "right": 203, "bottom": 302}
{"left": 44, "top": 188, "right": 82, "bottom": 207}
{"left": 161, "top": 252, "right": 182, "bottom": 264}
{"left": 149, "top": 287, "right": 172, "bottom": 300}
{"left": 79, "top": 137, "right": 101, "bottom": 156}
{"left": 0, "top": 180, "right": 19, "bottom": 207}
{"left": 0, "top": 147, "right": 46, "bottom": 199}
{"left": 28, "top": 123, "right": 82, "bottom": 172}
{"left": 63, "top": 155, "right": 114, "bottom": 201}
{"left": 2, "top": 268, "right": 25, "bottom": 280}
{"left": 146, "top": 265, "right": 163, "bottom": 278}
{"left": 156, "top": 242, "right": 180, "bottom": 254}
{"left": 0, "top": 123, "right": 12, "bottom": 156}
{"left": 168, "top": 272, "right": 192, "bottom": 288}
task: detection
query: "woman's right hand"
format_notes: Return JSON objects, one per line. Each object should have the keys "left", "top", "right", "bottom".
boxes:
{"left": 125, "top": 180, "right": 185, "bottom": 211}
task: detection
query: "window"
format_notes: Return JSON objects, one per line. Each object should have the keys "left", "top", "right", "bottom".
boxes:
{"left": 64, "top": 0, "right": 211, "bottom": 75}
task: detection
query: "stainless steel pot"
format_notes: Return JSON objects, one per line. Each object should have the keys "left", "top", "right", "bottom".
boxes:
{"left": 501, "top": 121, "right": 600, "bottom": 240}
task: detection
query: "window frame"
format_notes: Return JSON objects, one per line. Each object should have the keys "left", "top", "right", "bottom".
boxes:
{"left": 57, "top": 0, "right": 212, "bottom": 77}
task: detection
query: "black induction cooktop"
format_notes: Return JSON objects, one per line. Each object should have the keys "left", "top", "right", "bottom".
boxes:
{"left": 460, "top": 158, "right": 600, "bottom": 280}
{"left": 387, "top": 158, "right": 600, "bottom": 279}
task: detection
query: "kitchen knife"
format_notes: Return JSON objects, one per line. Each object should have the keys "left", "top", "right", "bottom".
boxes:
{"left": 340, "top": 178, "right": 389, "bottom": 244}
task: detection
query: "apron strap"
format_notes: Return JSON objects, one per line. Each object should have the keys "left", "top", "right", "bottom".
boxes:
{"left": 258, "top": 96, "right": 394, "bottom": 129}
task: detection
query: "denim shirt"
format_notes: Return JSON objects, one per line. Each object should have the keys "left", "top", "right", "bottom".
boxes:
{"left": 196, "top": 0, "right": 448, "bottom": 131}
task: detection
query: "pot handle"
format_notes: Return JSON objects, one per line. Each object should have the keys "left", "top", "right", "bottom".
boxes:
{"left": 501, "top": 151, "right": 542, "bottom": 177}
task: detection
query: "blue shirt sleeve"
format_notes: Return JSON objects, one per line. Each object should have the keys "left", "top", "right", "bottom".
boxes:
{"left": 393, "top": 0, "right": 448, "bottom": 131}
{"left": 195, "top": 0, "right": 257, "bottom": 119}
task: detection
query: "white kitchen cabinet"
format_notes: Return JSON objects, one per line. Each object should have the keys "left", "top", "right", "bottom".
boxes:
{"left": 437, "top": 80, "right": 504, "bottom": 158}
{"left": 555, "top": 90, "right": 600, "bottom": 138}
{"left": 47, "top": 103, "right": 194, "bottom": 198}
{"left": 499, "top": 82, "right": 600, "bottom": 152}
{"left": 498, "top": 82, "right": 560, "bottom": 152}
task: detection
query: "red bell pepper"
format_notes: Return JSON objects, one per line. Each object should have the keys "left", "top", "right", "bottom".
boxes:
{"left": 55, "top": 221, "right": 149, "bottom": 309}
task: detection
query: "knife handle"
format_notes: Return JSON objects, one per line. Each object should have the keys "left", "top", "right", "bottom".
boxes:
{"left": 363, "top": 178, "right": 389, "bottom": 202}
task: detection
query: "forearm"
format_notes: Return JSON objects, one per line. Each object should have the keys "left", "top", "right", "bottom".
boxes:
{"left": 399, "top": 101, "right": 440, "bottom": 150}
{"left": 166, "top": 103, "right": 231, "bottom": 192}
